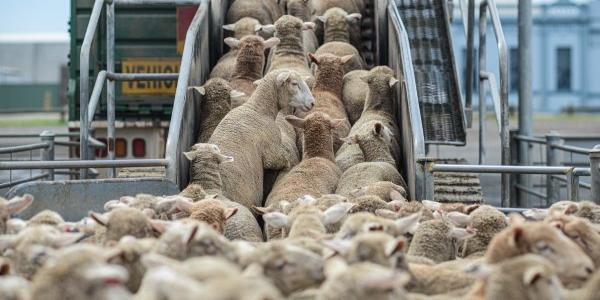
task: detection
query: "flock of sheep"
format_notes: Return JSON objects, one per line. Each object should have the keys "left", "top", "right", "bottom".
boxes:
{"left": 1, "top": 0, "right": 600, "bottom": 299}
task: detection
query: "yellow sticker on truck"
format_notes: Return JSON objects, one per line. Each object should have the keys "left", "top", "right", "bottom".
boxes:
{"left": 121, "top": 58, "right": 180, "bottom": 95}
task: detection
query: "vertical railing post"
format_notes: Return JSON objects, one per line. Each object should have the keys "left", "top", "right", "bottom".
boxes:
{"left": 418, "top": 158, "right": 436, "bottom": 201}
{"left": 478, "top": 4, "right": 487, "bottom": 165}
{"left": 106, "top": 0, "right": 117, "bottom": 178}
{"left": 590, "top": 145, "right": 600, "bottom": 204}
{"left": 465, "top": 0, "right": 475, "bottom": 128}
{"left": 545, "top": 132, "right": 562, "bottom": 204}
{"left": 509, "top": 129, "right": 520, "bottom": 206}
{"left": 40, "top": 131, "right": 55, "bottom": 180}
{"left": 566, "top": 169, "right": 579, "bottom": 202}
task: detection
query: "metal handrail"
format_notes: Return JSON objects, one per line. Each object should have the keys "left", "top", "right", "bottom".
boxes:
{"left": 165, "top": 0, "right": 212, "bottom": 186}
{"left": 431, "top": 164, "right": 590, "bottom": 175}
{"left": 458, "top": 0, "right": 475, "bottom": 128}
{"left": 550, "top": 143, "right": 592, "bottom": 156}
{"left": 0, "top": 143, "right": 49, "bottom": 155}
{"left": 385, "top": 0, "right": 427, "bottom": 200}
{"left": 514, "top": 134, "right": 546, "bottom": 144}
{"left": 479, "top": 0, "right": 510, "bottom": 206}
{"left": 0, "top": 159, "right": 169, "bottom": 170}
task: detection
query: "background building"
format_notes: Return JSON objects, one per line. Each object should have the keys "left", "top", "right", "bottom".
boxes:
{"left": 451, "top": 0, "right": 600, "bottom": 112}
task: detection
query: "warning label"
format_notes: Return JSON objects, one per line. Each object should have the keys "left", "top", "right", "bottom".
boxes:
{"left": 121, "top": 58, "right": 180, "bottom": 95}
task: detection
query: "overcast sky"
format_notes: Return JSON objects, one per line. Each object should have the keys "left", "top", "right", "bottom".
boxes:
{"left": 0, "top": 0, "right": 69, "bottom": 35}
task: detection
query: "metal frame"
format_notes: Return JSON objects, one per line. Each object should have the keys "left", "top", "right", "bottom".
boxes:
{"left": 458, "top": 0, "right": 475, "bottom": 128}
{"left": 377, "top": 0, "right": 427, "bottom": 200}
{"left": 478, "top": 0, "right": 510, "bottom": 207}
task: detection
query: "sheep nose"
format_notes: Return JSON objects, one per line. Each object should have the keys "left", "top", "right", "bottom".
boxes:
{"left": 310, "top": 102, "right": 315, "bottom": 108}
{"left": 586, "top": 267, "right": 594, "bottom": 275}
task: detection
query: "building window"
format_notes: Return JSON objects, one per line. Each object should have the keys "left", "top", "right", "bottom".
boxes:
{"left": 510, "top": 48, "right": 519, "bottom": 92}
{"left": 462, "top": 48, "right": 478, "bottom": 92}
{"left": 556, "top": 47, "right": 571, "bottom": 91}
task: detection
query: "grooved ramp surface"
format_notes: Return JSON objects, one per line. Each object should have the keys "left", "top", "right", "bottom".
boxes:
{"left": 433, "top": 159, "right": 483, "bottom": 204}
{"left": 395, "top": 0, "right": 466, "bottom": 145}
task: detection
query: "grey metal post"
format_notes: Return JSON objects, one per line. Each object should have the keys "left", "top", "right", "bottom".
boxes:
{"left": 80, "top": 0, "right": 105, "bottom": 179}
{"left": 107, "top": 1, "right": 117, "bottom": 178}
{"left": 546, "top": 133, "right": 562, "bottom": 204}
{"left": 465, "top": 0, "right": 475, "bottom": 128}
{"left": 39, "top": 131, "right": 55, "bottom": 180}
{"left": 478, "top": 7, "right": 487, "bottom": 165}
{"left": 509, "top": 129, "right": 520, "bottom": 206}
{"left": 518, "top": 0, "right": 532, "bottom": 208}
{"left": 590, "top": 145, "right": 600, "bottom": 204}
{"left": 419, "top": 158, "right": 436, "bottom": 201}
{"left": 566, "top": 169, "right": 579, "bottom": 202}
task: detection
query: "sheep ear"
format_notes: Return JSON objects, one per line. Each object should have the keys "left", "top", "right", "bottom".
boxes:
{"left": 191, "top": 86, "right": 206, "bottom": 96}
{"left": 142, "top": 208, "right": 156, "bottom": 219}
{"left": 322, "top": 203, "right": 354, "bottom": 225}
{"left": 446, "top": 212, "right": 472, "bottom": 227}
{"left": 324, "top": 256, "right": 348, "bottom": 278}
{"left": 150, "top": 219, "right": 171, "bottom": 234}
{"left": 308, "top": 53, "right": 320, "bottom": 65}
{"left": 330, "top": 118, "right": 346, "bottom": 128}
{"left": 387, "top": 200, "right": 405, "bottom": 212}
{"left": 276, "top": 72, "right": 291, "bottom": 86}
{"left": 302, "top": 22, "right": 315, "bottom": 31}
{"left": 185, "top": 224, "right": 199, "bottom": 245}
{"left": 375, "top": 209, "right": 399, "bottom": 219}
{"left": 389, "top": 77, "right": 399, "bottom": 88}
{"left": 263, "top": 37, "right": 280, "bottom": 49}
{"left": 252, "top": 205, "right": 272, "bottom": 215}
{"left": 340, "top": 55, "right": 354, "bottom": 65}
{"left": 465, "top": 262, "right": 493, "bottom": 280}
{"left": 175, "top": 198, "right": 193, "bottom": 213}
{"left": 279, "top": 200, "right": 291, "bottom": 212}
{"left": 224, "top": 208, "right": 238, "bottom": 220}
{"left": 321, "top": 239, "right": 352, "bottom": 255}
{"left": 183, "top": 151, "right": 196, "bottom": 161}
{"left": 421, "top": 200, "right": 441, "bottom": 211}
{"left": 508, "top": 225, "right": 525, "bottom": 248}
{"left": 508, "top": 213, "right": 526, "bottom": 226}
{"left": 450, "top": 227, "right": 477, "bottom": 241}
{"left": 256, "top": 24, "right": 276, "bottom": 35}
{"left": 217, "top": 154, "right": 234, "bottom": 163}
{"left": 262, "top": 212, "right": 289, "bottom": 229}
{"left": 563, "top": 203, "right": 579, "bottom": 215}
{"left": 465, "top": 204, "right": 480, "bottom": 215}
{"left": 0, "top": 261, "right": 10, "bottom": 276}
{"left": 297, "top": 195, "right": 316, "bottom": 205}
{"left": 386, "top": 239, "right": 406, "bottom": 257}
{"left": 523, "top": 266, "right": 545, "bottom": 286}
{"left": 5, "top": 194, "right": 34, "bottom": 216}
{"left": 89, "top": 211, "right": 108, "bottom": 227}
{"left": 285, "top": 115, "right": 306, "bottom": 129}
{"left": 395, "top": 212, "right": 421, "bottom": 234}
{"left": 316, "top": 15, "right": 327, "bottom": 23}
{"left": 222, "top": 23, "right": 236, "bottom": 31}
{"left": 224, "top": 37, "right": 241, "bottom": 48}
{"left": 0, "top": 236, "right": 16, "bottom": 252}
{"left": 346, "top": 13, "right": 362, "bottom": 23}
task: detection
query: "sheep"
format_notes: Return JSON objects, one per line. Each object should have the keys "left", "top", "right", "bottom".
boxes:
{"left": 105, "top": 236, "right": 157, "bottom": 293}
{"left": 465, "top": 254, "right": 564, "bottom": 300}
{"left": 335, "top": 66, "right": 400, "bottom": 171}
{"left": 207, "top": 70, "right": 314, "bottom": 210}
{"left": 153, "top": 220, "right": 239, "bottom": 263}
{"left": 242, "top": 241, "right": 325, "bottom": 295}
{"left": 342, "top": 69, "right": 368, "bottom": 124}
{"left": 182, "top": 143, "right": 263, "bottom": 242}
{"left": 0, "top": 225, "right": 84, "bottom": 279}
{"left": 227, "top": 35, "right": 280, "bottom": 106}
{"left": 564, "top": 269, "right": 600, "bottom": 300}
{"left": 405, "top": 263, "right": 476, "bottom": 296}
{"left": 348, "top": 181, "right": 407, "bottom": 202}
{"left": 0, "top": 194, "right": 33, "bottom": 234}
{"left": 261, "top": 112, "right": 345, "bottom": 239}
{"left": 261, "top": 201, "right": 354, "bottom": 240}
{"left": 547, "top": 213, "right": 600, "bottom": 267}
{"left": 335, "top": 122, "right": 406, "bottom": 196}
{"left": 306, "top": 53, "right": 353, "bottom": 151}
{"left": 308, "top": 0, "right": 363, "bottom": 47}
{"left": 211, "top": 17, "right": 262, "bottom": 80}
{"left": 322, "top": 232, "right": 407, "bottom": 269}
{"left": 406, "top": 218, "right": 476, "bottom": 264}
{"left": 265, "top": 15, "right": 315, "bottom": 80}
{"left": 26, "top": 209, "right": 65, "bottom": 228}
{"left": 29, "top": 244, "right": 131, "bottom": 300}
{"left": 347, "top": 195, "right": 400, "bottom": 214}
{"left": 314, "top": 41, "right": 364, "bottom": 73}
{"left": 484, "top": 216, "right": 595, "bottom": 286}
{"left": 316, "top": 7, "right": 362, "bottom": 48}
{"left": 0, "top": 275, "right": 30, "bottom": 300}
{"left": 317, "top": 260, "right": 410, "bottom": 300}
{"left": 175, "top": 197, "right": 238, "bottom": 234}
{"left": 191, "top": 79, "right": 234, "bottom": 142}
{"left": 282, "top": 0, "right": 319, "bottom": 55}
{"left": 134, "top": 266, "right": 204, "bottom": 300}
{"left": 336, "top": 211, "right": 421, "bottom": 240}
{"left": 227, "top": 0, "right": 283, "bottom": 25}
{"left": 456, "top": 205, "right": 507, "bottom": 258}
{"left": 549, "top": 200, "right": 600, "bottom": 224}
{"left": 89, "top": 207, "right": 159, "bottom": 244}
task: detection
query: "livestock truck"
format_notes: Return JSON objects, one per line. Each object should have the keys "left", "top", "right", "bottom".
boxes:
{"left": 5, "top": 0, "right": 509, "bottom": 220}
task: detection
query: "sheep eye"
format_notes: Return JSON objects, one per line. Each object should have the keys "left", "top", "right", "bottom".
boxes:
{"left": 290, "top": 81, "right": 298, "bottom": 87}
{"left": 536, "top": 242, "right": 553, "bottom": 254}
